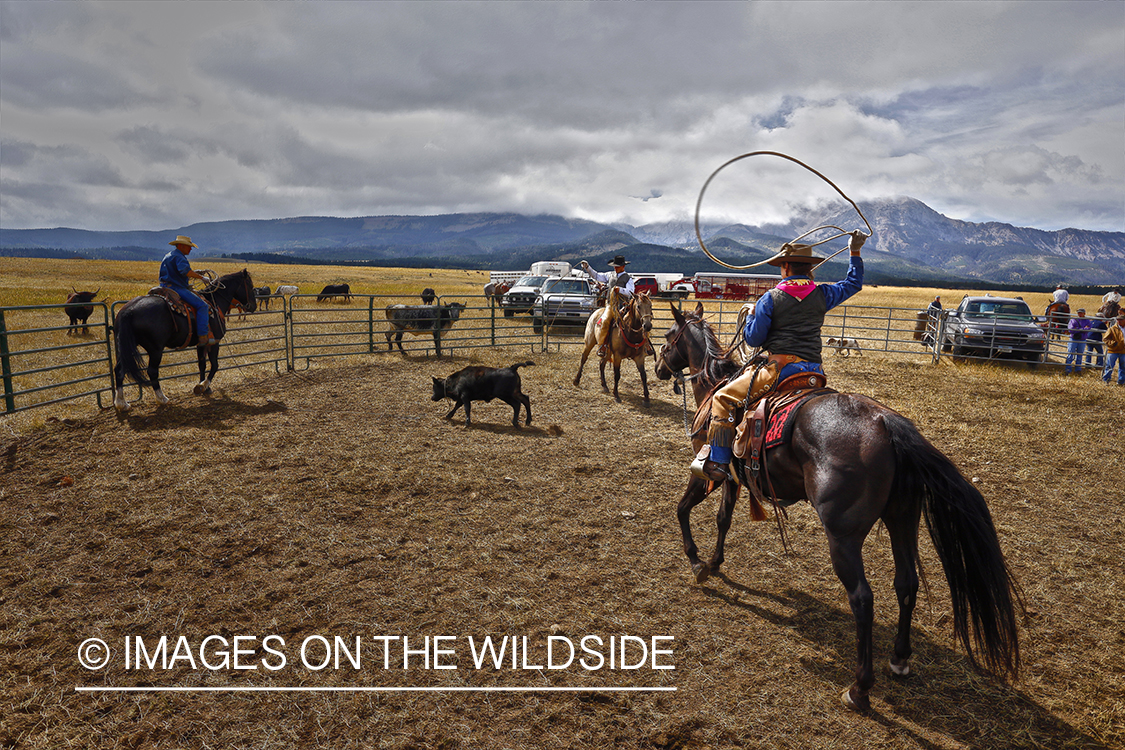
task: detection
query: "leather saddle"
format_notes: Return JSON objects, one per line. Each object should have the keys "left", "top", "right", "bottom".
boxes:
{"left": 732, "top": 372, "right": 836, "bottom": 507}
{"left": 147, "top": 287, "right": 209, "bottom": 347}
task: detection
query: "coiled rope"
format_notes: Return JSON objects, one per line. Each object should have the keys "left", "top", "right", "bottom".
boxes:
{"left": 694, "top": 151, "right": 873, "bottom": 271}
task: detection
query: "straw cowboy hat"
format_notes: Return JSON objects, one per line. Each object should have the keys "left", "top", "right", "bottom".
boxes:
{"left": 607, "top": 255, "right": 630, "bottom": 267}
{"left": 169, "top": 235, "right": 198, "bottom": 248}
{"left": 767, "top": 243, "right": 826, "bottom": 267}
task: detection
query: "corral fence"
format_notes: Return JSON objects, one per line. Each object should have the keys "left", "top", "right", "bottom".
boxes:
{"left": 0, "top": 294, "right": 1096, "bottom": 415}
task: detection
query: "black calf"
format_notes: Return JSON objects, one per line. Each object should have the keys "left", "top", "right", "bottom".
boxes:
{"left": 431, "top": 361, "right": 534, "bottom": 427}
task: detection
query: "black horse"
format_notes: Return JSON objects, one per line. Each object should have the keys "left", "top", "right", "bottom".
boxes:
{"left": 113, "top": 270, "right": 256, "bottom": 411}
{"left": 653, "top": 302, "right": 1021, "bottom": 711}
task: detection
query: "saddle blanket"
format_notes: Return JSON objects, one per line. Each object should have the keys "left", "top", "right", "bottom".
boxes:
{"left": 734, "top": 387, "right": 836, "bottom": 459}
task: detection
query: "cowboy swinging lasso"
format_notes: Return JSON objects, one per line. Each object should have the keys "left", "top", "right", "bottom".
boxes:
{"left": 658, "top": 152, "right": 1022, "bottom": 712}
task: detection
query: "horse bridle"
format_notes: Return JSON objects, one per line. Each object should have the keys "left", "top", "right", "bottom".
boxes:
{"left": 619, "top": 295, "right": 654, "bottom": 350}
{"left": 657, "top": 313, "right": 703, "bottom": 378}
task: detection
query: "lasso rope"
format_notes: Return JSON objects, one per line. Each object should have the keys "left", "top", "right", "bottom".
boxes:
{"left": 694, "top": 151, "right": 873, "bottom": 271}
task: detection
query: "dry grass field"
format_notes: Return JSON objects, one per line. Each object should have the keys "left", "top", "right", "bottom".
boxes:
{"left": 2, "top": 258, "right": 1122, "bottom": 749}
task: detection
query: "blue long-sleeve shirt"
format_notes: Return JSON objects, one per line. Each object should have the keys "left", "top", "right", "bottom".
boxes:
{"left": 159, "top": 250, "right": 194, "bottom": 290}
{"left": 744, "top": 255, "right": 864, "bottom": 347}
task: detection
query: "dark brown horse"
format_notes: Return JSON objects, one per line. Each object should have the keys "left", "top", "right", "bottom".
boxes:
{"left": 653, "top": 302, "right": 1021, "bottom": 711}
{"left": 574, "top": 289, "right": 654, "bottom": 405}
{"left": 1044, "top": 300, "right": 1071, "bottom": 340}
{"left": 1098, "top": 298, "right": 1120, "bottom": 321}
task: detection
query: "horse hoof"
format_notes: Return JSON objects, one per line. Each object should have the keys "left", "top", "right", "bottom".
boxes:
{"left": 692, "top": 563, "right": 711, "bottom": 584}
{"left": 193, "top": 384, "right": 205, "bottom": 395}
{"left": 889, "top": 658, "right": 911, "bottom": 677}
{"left": 841, "top": 686, "right": 870, "bottom": 712}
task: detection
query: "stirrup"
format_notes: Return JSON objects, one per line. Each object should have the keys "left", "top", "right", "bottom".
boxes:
{"left": 596, "top": 344, "right": 608, "bottom": 357}
{"left": 691, "top": 456, "right": 732, "bottom": 483}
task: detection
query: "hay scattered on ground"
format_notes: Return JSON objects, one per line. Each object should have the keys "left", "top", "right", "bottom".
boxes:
{"left": 2, "top": 347, "right": 1121, "bottom": 749}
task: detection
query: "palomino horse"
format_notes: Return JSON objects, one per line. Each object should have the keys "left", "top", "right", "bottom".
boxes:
{"left": 1044, "top": 300, "right": 1070, "bottom": 340}
{"left": 113, "top": 270, "right": 257, "bottom": 411}
{"left": 653, "top": 302, "right": 1021, "bottom": 711}
{"left": 574, "top": 289, "right": 654, "bottom": 405}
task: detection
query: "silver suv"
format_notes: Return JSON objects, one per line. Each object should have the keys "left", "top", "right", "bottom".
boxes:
{"left": 531, "top": 276, "right": 601, "bottom": 333}
{"left": 941, "top": 295, "right": 1047, "bottom": 362}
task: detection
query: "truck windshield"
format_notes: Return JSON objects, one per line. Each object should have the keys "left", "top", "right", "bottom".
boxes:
{"left": 964, "top": 301, "right": 1033, "bottom": 320}
{"left": 543, "top": 280, "right": 588, "bottom": 294}
{"left": 513, "top": 276, "right": 548, "bottom": 288}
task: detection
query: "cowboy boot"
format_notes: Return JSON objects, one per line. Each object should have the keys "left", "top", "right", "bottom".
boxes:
{"left": 690, "top": 423, "right": 735, "bottom": 482}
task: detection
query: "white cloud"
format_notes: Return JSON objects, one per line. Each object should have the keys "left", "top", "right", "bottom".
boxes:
{"left": 0, "top": 0, "right": 1121, "bottom": 232}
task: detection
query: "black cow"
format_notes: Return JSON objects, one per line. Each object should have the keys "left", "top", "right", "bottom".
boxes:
{"left": 317, "top": 283, "right": 351, "bottom": 302}
{"left": 431, "top": 361, "right": 534, "bottom": 427}
{"left": 64, "top": 288, "right": 100, "bottom": 335}
{"left": 421, "top": 287, "right": 437, "bottom": 305}
{"left": 254, "top": 286, "right": 272, "bottom": 311}
{"left": 384, "top": 302, "right": 466, "bottom": 356}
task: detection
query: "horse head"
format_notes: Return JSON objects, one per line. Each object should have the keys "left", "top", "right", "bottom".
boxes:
{"left": 630, "top": 291, "right": 654, "bottom": 333}
{"left": 230, "top": 269, "right": 257, "bottom": 313}
{"left": 655, "top": 302, "right": 705, "bottom": 380}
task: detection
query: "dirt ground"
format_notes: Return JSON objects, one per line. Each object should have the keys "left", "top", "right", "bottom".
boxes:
{"left": 1, "top": 346, "right": 1122, "bottom": 750}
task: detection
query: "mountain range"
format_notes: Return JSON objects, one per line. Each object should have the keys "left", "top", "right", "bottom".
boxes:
{"left": 2, "top": 197, "right": 1122, "bottom": 288}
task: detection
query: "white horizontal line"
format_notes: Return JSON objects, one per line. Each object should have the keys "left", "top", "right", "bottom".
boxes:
{"left": 76, "top": 686, "right": 676, "bottom": 693}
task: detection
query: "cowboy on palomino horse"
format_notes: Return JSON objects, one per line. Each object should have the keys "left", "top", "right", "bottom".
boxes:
{"left": 580, "top": 255, "right": 635, "bottom": 357}
{"left": 160, "top": 235, "right": 217, "bottom": 347}
{"left": 691, "top": 231, "right": 867, "bottom": 483}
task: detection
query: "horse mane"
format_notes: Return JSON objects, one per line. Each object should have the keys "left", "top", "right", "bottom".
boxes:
{"left": 686, "top": 310, "right": 741, "bottom": 386}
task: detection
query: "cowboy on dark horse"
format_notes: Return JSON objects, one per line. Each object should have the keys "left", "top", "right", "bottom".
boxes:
{"left": 160, "top": 235, "right": 216, "bottom": 347}
{"left": 692, "top": 231, "right": 867, "bottom": 482}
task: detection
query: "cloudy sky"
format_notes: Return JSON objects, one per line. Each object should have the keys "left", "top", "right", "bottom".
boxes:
{"left": 1, "top": 1, "right": 1122, "bottom": 234}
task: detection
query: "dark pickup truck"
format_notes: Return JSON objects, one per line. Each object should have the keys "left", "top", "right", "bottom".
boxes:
{"left": 941, "top": 296, "right": 1048, "bottom": 362}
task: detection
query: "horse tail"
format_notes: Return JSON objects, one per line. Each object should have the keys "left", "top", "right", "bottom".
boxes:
{"left": 114, "top": 306, "right": 151, "bottom": 387}
{"left": 509, "top": 361, "right": 536, "bottom": 371}
{"left": 883, "top": 411, "right": 1021, "bottom": 680}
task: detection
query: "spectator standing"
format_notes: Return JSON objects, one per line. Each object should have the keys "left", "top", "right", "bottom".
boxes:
{"left": 1103, "top": 312, "right": 1125, "bottom": 385}
{"left": 1086, "top": 316, "right": 1106, "bottom": 370}
{"left": 1064, "top": 309, "right": 1090, "bottom": 375}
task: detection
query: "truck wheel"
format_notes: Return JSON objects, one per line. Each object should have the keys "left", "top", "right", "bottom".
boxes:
{"left": 532, "top": 318, "right": 543, "bottom": 334}
{"left": 504, "top": 308, "right": 514, "bottom": 317}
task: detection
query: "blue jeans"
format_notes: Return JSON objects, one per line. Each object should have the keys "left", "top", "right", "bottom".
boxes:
{"left": 1086, "top": 342, "right": 1104, "bottom": 369}
{"left": 1064, "top": 341, "right": 1086, "bottom": 374}
{"left": 1104, "top": 352, "right": 1125, "bottom": 384}
{"left": 162, "top": 283, "right": 210, "bottom": 338}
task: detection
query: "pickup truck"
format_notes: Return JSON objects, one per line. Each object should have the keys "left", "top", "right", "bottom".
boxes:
{"left": 941, "top": 296, "right": 1047, "bottom": 362}
{"left": 531, "top": 276, "right": 602, "bottom": 333}
{"left": 500, "top": 275, "right": 551, "bottom": 316}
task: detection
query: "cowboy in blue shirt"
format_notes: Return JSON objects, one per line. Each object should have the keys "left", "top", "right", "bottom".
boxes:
{"left": 159, "top": 235, "right": 216, "bottom": 346}
{"left": 692, "top": 232, "right": 866, "bottom": 482}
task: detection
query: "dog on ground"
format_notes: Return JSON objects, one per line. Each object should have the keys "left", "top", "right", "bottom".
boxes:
{"left": 431, "top": 361, "right": 534, "bottom": 426}
{"left": 826, "top": 337, "right": 863, "bottom": 357}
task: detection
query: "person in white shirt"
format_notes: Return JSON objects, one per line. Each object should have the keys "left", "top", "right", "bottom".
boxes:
{"left": 1103, "top": 288, "right": 1121, "bottom": 305}
{"left": 581, "top": 255, "right": 636, "bottom": 356}
{"left": 1053, "top": 284, "right": 1069, "bottom": 304}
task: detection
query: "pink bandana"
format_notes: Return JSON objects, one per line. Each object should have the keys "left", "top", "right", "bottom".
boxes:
{"left": 775, "top": 277, "right": 816, "bottom": 301}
